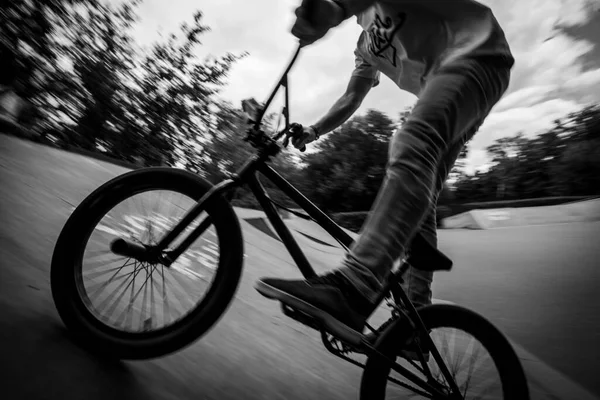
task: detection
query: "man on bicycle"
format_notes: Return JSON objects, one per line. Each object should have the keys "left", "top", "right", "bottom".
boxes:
{"left": 257, "top": 0, "right": 514, "bottom": 334}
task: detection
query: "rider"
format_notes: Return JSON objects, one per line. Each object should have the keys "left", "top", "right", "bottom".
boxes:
{"left": 256, "top": 0, "right": 514, "bottom": 333}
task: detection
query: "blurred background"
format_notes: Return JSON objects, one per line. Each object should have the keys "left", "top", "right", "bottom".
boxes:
{"left": 1, "top": 1, "right": 599, "bottom": 399}
{"left": 1, "top": 0, "right": 599, "bottom": 223}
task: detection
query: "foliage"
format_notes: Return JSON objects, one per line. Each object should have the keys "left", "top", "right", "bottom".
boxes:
{"left": 297, "top": 109, "right": 394, "bottom": 213}
{"left": 453, "top": 104, "right": 600, "bottom": 202}
{"left": 0, "top": 0, "right": 89, "bottom": 127}
{"left": 3, "top": 1, "right": 599, "bottom": 223}
{"left": 2, "top": 0, "right": 245, "bottom": 168}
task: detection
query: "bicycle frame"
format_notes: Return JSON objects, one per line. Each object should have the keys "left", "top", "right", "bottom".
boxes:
{"left": 132, "top": 44, "right": 461, "bottom": 398}
{"left": 155, "top": 44, "right": 352, "bottom": 280}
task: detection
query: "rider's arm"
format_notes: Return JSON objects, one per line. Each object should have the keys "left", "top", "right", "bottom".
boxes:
{"left": 312, "top": 47, "right": 379, "bottom": 136}
{"left": 311, "top": 76, "right": 373, "bottom": 136}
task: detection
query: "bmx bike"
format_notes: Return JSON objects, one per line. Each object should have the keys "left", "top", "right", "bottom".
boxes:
{"left": 50, "top": 42, "right": 530, "bottom": 399}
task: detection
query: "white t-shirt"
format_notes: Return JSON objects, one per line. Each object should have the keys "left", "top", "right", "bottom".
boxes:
{"left": 347, "top": 0, "right": 513, "bottom": 96}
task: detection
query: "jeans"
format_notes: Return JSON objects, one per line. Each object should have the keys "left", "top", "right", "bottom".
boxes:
{"left": 339, "top": 55, "right": 513, "bottom": 306}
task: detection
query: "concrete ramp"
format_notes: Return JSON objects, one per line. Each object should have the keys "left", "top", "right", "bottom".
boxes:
{"left": 245, "top": 217, "right": 282, "bottom": 242}
{"left": 442, "top": 210, "right": 485, "bottom": 229}
{"left": 284, "top": 215, "right": 358, "bottom": 245}
{"left": 442, "top": 198, "right": 600, "bottom": 229}
{"left": 232, "top": 208, "right": 353, "bottom": 262}
{"left": 516, "top": 198, "right": 600, "bottom": 225}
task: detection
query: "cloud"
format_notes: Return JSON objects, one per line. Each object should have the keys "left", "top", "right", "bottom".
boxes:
{"left": 131, "top": 0, "right": 600, "bottom": 172}
{"left": 494, "top": 85, "right": 556, "bottom": 111}
{"left": 462, "top": 0, "right": 600, "bottom": 172}
{"left": 471, "top": 97, "right": 581, "bottom": 143}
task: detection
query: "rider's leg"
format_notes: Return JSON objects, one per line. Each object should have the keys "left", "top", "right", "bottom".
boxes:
{"left": 403, "top": 209, "right": 435, "bottom": 308}
{"left": 257, "top": 55, "right": 513, "bottom": 331}
{"left": 337, "top": 57, "right": 511, "bottom": 306}
{"left": 402, "top": 133, "right": 478, "bottom": 308}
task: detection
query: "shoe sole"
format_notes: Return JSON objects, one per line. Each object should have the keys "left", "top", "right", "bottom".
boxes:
{"left": 255, "top": 280, "right": 363, "bottom": 347}
{"left": 256, "top": 280, "right": 431, "bottom": 360}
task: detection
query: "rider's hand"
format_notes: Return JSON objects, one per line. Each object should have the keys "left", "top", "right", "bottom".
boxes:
{"left": 292, "top": 0, "right": 346, "bottom": 47}
{"left": 284, "top": 123, "right": 318, "bottom": 150}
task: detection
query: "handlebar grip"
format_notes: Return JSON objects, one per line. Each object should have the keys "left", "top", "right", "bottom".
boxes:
{"left": 285, "top": 123, "right": 307, "bottom": 152}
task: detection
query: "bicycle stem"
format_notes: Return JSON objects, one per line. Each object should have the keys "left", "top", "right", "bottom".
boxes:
{"left": 253, "top": 44, "right": 302, "bottom": 131}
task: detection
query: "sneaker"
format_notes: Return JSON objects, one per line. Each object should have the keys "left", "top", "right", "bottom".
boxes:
{"left": 255, "top": 271, "right": 375, "bottom": 332}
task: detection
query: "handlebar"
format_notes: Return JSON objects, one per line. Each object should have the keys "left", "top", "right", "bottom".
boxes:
{"left": 295, "top": 0, "right": 318, "bottom": 152}
{"left": 246, "top": 0, "right": 324, "bottom": 154}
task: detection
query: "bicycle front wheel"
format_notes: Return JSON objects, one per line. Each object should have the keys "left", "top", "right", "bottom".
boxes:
{"left": 51, "top": 167, "right": 244, "bottom": 360}
{"left": 360, "top": 304, "right": 530, "bottom": 400}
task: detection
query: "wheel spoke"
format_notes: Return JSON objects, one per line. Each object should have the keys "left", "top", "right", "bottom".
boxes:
{"left": 115, "top": 263, "right": 154, "bottom": 329}
{"left": 160, "top": 265, "right": 173, "bottom": 326}
{"left": 149, "top": 264, "right": 156, "bottom": 330}
{"left": 380, "top": 322, "right": 507, "bottom": 400}
{"left": 162, "top": 267, "right": 197, "bottom": 311}
{"left": 97, "top": 262, "right": 144, "bottom": 321}
{"left": 84, "top": 259, "right": 135, "bottom": 281}
{"left": 72, "top": 187, "right": 224, "bottom": 335}
{"left": 461, "top": 337, "right": 481, "bottom": 395}
{"left": 84, "top": 249, "right": 123, "bottom": 261}
{"left": 86, "top": 260, "right": 136, "bottom": 297}
{"left": 141, "top": 264, "right": 159, "bottom": 331}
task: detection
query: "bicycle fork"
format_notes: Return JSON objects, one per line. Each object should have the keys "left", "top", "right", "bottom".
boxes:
{"left": 110, "top": 177, "right": 240, "bottom": 266}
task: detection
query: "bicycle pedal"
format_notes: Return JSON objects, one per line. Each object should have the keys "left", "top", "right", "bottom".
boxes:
{"left": 281, "top": 303, "right": 321, "bottom": 331}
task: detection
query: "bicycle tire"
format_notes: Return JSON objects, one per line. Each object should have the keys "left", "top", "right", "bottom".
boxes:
{"left": 51, "top": 167, "right": 244, "bottom": 360}
{"left": 360, "top": 304, "right": 530, "bottom": 400}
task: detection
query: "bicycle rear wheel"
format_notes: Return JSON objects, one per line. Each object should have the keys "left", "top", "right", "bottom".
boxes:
{"left": 51, "top": 167, "right": 244, "bottom": 359}
{"left": 360, "top": 304, "right": 530, "bottom": 400}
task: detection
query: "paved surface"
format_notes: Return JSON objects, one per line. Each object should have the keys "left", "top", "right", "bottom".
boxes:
{"left": 433, "top": 223, "right": 600, "bottom": 398}
{"left": 1, "top": 134, "right": 599, "bottom": 399}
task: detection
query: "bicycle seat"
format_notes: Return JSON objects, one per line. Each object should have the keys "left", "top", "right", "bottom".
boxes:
{"left": 406, "top": 233, "right": 453, "bottom": 272}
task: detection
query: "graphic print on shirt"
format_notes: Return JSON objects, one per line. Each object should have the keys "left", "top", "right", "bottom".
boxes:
{"left": 366, "top": 12, "right": 407, "bottom": 67}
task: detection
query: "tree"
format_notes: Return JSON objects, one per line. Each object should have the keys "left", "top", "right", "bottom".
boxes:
{"left": 65, "top": 0, "right": 141, "bottom": 151}
{"left": 298, "top": 109, "right": 394, "bottom": 213}
{"left": 3, "top": 0, "right": 247, "bottom": 170}
{"left": 120, "top": 10, "right": 245, "bottom": 166}
{"left": 548, "top": 104, "right": 600, "bottom": 195}
{"left": 453, "top": 103, "right": 600, "bottom": 201}
{"left": 0, "top": 0, "right": 90, "bottom": 129}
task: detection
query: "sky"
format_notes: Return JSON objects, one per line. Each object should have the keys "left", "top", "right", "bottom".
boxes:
{"left": 128, "top": 0, "right": 600, "bottom": 174}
